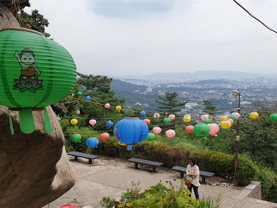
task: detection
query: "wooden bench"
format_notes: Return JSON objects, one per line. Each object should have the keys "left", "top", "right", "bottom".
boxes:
{"left": 127, "top": 158, "right": 163, "bottom": 173}
{"left": 67, "top": 151, "right": 98, "bottom": 164}
{"left": 172, "top": 166, "right": 214, "bottom": 184}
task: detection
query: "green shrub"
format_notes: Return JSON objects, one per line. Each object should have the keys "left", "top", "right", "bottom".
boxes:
{"left": 237, "top": 155, "right": 259, "bottom": 186}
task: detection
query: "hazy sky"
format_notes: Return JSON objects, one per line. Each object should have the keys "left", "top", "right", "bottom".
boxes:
{"left": 25, "top": 0, "right": 277, "bottom": 77}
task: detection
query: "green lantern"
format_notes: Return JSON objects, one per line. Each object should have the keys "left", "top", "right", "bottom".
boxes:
{"left": 270, "top": 113, "right": 277, "bottom": 121}
{"left": 193, "top": 124, "right": 210, "bottom": 137}
{"left": 203, "top": 119, "right": 211, "bottom": 124}
{"left": 57, "top": 116, "right": 61, "bottom": 121}
{"left": 77, "top": 91, "right": 82, "bottom": 97}
{"left": 146, "top": 133, "right": 156, "bottom": 141}
{"left": 71, "top": 134, "right": 81, "bottom": 143}
{"left": 164, "top": 118, "right": 171, "bottom": 124}
{"left": 0, "top": 28, "right": 76, "bottom": 134}
{"left": 206, "top": 114, "right": 210, "bottom": 119}
{"left": 229, "top": 115, "right": 237, "bottom": 123}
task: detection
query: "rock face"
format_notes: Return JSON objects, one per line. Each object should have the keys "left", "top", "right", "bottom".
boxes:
{"left": 0, "top": 105, "right": 75, "bottom": 208}
{"left": 0, "top": 2, "right": 20, "bottom": 28}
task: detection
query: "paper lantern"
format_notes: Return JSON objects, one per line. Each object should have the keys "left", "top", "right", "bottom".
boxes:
{"left": 105, "top": 103, "right": 110, "bottom": 109}
{"left": 193, "top": 124, "right": 210, "bottom": 137}
{"left": 220, "top": 121, "right": 232, "bottom": 129}
{"left": 224, "top": 118, "right": 234, "bottom": 126}
{"left": 224, "top": 112, "right": 231, "bottom": 115}
{"left": 71, "top": 119, "right": 78, "bottom": 125}
{"left": 229, "top": 115, "right": 237, "bottom": 123}
{"left": 185, "top": 125, "right": 194, "bottom": 133}
{"left": 166, "top": 129, "right": 175, "bottom": 139}
{"left": 164, "top": 118, "right": 171, "bottom": 124}
{"left": 77, "top": 91, "right": 82, "bottom": 97}
{"left": 231, "top": 112, "right": 240, "bottom": 119}
{"left": 220, "top": 116, "right": 228, "bottom": 121}
{"left": 0, "top": 28, "right": 76, "bottom": 134}
{"left": 100, "top": 132, "right": 110, "bottom": 141}
{"left": 208, "top": 123, "right": 219, "bottom": 136}
{"left": 206, "top": 114, "right": 211, "bottom": 119}
{"left": 223, "top": 114, "right": 230, "bottom": 117}
{"left": 144, "top": 119, "right": 150, "bottom": 125}
{"left": 118, "top": 141, "right": 126, "bottom": 146}
{"left": 57, "top": 116, "right": 61, "bottom": 121}
{"left": 168, "top": 114, "right": 175, "bottom": 121}
{"left": 116, "top": 105, "right": 122, "bottom": 112}
{"left": 183, "top": 115, "right": 191, "bottom": 123}
{"left": 140, "top": 111, "right": 146, "bottom": 117}
{"left": 153, "top": 127, "right": 161, "bottom": 134}
{"left": 114, "top": 117, "right": 149, "bottom": 151}
{"left": 86, "top": 96, "right": 91, "bottom": 101}
{"left": 250, "top": 112, "right": 259, "bottom": 119}
{"left": 86, "top": 137, "right": 99, "bottom": 148}
{"left": 146, "top": 133, "right": 156, "bottom": 141}
{"left": 89, "top": 119, "right": 96, "bottom": 126}
{"left": 71, "top": 134, "right": 81, "bottom": 143}
{"left": 203, "top": 119, "right": 211, "bottom": 124}
{"left": 153, "top": 113, "right": 160, "bottom": 119}
{"left": 270, "top": 113, "right": 277, "bottom": 121}
{"left": 106, "top": 120, "right": 113, "bottom": 128}
{"left": 201, "top": 115, "right": 209, "bottom": 120}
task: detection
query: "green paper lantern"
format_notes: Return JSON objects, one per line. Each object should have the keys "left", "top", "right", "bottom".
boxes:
{"left": 229, "top": 115, "right": 237, "bottom": 123}
{"left": 270, "top": 113, "right": 277, "bottom": 121}
{"left": 193, "top": 124, "right": 210, "bottom": 137}
{"left": 57, "top": 116, "right": 61, "bottom": 121}
{"left": 206, "top": 114, "right": 210, "bottom": 119}
{"left": 164, "top": 118, "right": 171, "bottom": 124}
{"left": 203, "top": 119, "right": 211, "bottom": 124}
{"left": 0, "top": 28, "right": 76, "bottom": 134}
{"left": 71, "top": 134, "right": 81, "bottom": 143}
{"left": 77, "top": 91, "right": 82, "bottom": 97}
{"left": 146, "top": 133, "right": 156, "bottom": 141}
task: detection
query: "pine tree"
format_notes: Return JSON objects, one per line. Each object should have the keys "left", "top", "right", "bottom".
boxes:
{"left": 202, "top": 100, "right": 217, "bottom": 117}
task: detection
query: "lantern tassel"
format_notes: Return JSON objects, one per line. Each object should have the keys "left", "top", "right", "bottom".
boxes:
{"left": 43, "top": 108, "right": 52, "bottom": 133}
{"left": 133, "top": 144, "right": 138, "bottom": 151}
{"left": 8, "top": 109, "right": 14, "bottom": 135}
{"left": 19, "top": 108, "right": 35, "bottom": 134}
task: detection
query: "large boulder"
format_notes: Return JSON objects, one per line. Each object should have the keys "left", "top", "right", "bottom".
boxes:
{"left": 0, "top": 105, "right": 75, "bottom": 208}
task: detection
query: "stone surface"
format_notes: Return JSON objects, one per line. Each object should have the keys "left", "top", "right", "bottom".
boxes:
{"left": 0, "top": 2, "right": 20, "bottom": 29}
{"left": 247, "top": 181, "right": 262, "bottom": 200}
{"left": 0, "top": 105, "right": 75, "bottom": 208}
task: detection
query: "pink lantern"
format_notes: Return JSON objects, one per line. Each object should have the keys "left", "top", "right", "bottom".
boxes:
{"left": 89, "top": 119, "right": 97, "bottom": 126}
{"left": 185, "top": 125, "right": 194, "bottom": 133}
{"left": 223, "top": 114, "right": 230, "bottom": 117}
{"left": 208, "top": 123, "right": 219, "bottom": 136}
{"left": 201, "top": 115, "right": 209, "bottom": 120}
{"left": 153, "top": 127, "right": 161, "bottom": 134}
{"left": 224, "top": 118, "right": 234, "bottom": 126}
{"left": 153, "top": 113, "right": 160, "bottom": 119}
{"left": 168, "top": 114, "right": 175, "bottom": 121}
{"left": 165, "top": 129, "right": 175, "bottom": 139}
{"left": 144, "top": 119, "right": 150, "bottom": 125}
{"left": 231, "top": 112, "right": 240, "bottom": 119}
{"left": 100, "top": 132, "right": 110, "bottom": 141}
{"left": 105, "top": 103, "right": 110, "bottom": 109}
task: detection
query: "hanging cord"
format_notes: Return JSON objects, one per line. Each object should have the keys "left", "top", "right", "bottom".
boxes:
{"left": 12, "top": 0, "right": 22, "bottom": 27}
{"left": 233, "top": 0, "right": 277, "bottom": 35}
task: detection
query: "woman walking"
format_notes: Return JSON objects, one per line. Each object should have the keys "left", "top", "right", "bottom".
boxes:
{"left": 186, "top": 157, "right": 200, "bottom": 200}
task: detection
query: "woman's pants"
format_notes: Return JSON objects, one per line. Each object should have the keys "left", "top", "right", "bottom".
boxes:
{"left": 188, "top": 184, "right": 199, "bottom": 200}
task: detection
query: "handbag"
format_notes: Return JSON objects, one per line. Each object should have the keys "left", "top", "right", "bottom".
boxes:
{"left": 185, "top": 179, "right": 191, "bottom": 188}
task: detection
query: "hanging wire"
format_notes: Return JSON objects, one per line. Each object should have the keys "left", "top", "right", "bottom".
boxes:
{"left": 233, "top": 0, "right": 277, "bottom": 35}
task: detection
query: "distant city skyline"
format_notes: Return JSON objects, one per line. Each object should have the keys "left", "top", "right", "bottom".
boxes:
{"left": 25, "top": 0, "right": 277, "bottom": 76}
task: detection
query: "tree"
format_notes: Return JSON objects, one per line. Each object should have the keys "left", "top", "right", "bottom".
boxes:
{"left": 202, "top": 100, "right": 217, "bottom": 117}
{"left": 155, "top": 92, "right": 187, "bottom": 115}
{"left": 19, "top": 9, "right": 51, "bottom": 37}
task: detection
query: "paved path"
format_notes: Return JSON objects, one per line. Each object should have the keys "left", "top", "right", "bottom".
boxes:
{"left": 43, "top": 156, "right": 277, "bottom": 208}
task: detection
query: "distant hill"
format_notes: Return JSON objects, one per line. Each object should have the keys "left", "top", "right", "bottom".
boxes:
{"left": 110, "top": 79, "right": 147, "bottom": 93}
{"left": 116, "top": 70, "right": 275, "bottom": 80}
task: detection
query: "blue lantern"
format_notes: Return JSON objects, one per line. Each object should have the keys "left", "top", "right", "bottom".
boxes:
{"left": 224, "top": 112, "right": 231, "bottom": 115}
{"left": 140, "top": 111, "right": 146, "bottom": 117}
{"left": 86, "top": 137, "right": 99, "bottom": 148}
{"left": 114, "top": 117, "right": 149, "bottom": 151}
{"left": 86, "top": 96, "right": 91, "bottom": 101}
{"left": 106, "top": 120, "right": 113, "bottom": 128}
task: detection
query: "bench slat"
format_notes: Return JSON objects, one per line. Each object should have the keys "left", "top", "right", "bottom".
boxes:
{"left": 68, "top": 152, "right": 98, "bottom": 159}
{"left": 127, "top": 158, "right": 163, "bottom": 166}
{"left": 172, "top": 166, "right": 214, "bottom": 177}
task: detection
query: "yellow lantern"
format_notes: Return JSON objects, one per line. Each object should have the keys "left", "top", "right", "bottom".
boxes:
{"left": 118, "top": 141, "right": 126, "bottom": 146}
{"left": 71, "top": 119, "right": 78, "bottom": 125}
{"left": 250, "top": 112, "right": 259, "bottom": 119}
{"left": 220, "top": 116, "right": 228, "bottom": 121}
{"left": 220, "top": 121, "right": 231, "bottom": 129}
{"left": 183, "top": 115, "right": 191, "bottom": 122}
{"left": 116, "top": 105, "right": 122, "bottom": 112}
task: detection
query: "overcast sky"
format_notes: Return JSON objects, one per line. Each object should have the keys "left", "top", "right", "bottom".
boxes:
{"left": 25, "top": 0, "right": 277, "bottom": 77}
